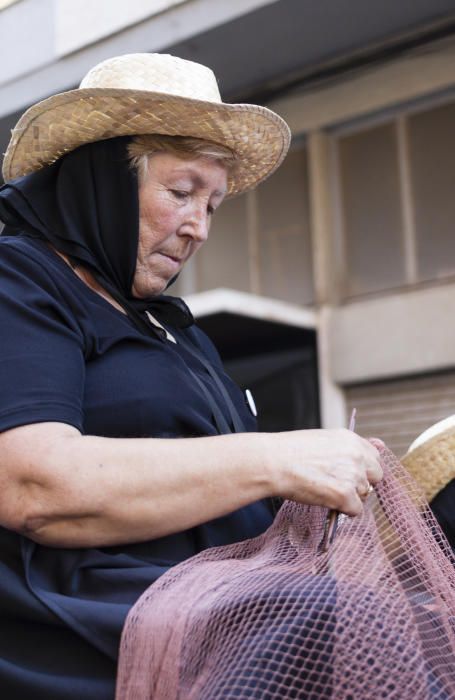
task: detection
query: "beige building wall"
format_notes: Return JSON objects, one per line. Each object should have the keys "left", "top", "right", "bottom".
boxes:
{"left": 280, "top": 39, "right": 455, "bottom": 437}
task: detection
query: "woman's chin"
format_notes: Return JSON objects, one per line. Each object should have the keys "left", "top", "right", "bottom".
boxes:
{"left": 131, "top": 275, "right": 169, "bottom": 299}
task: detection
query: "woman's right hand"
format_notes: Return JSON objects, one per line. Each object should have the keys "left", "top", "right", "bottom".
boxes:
{"left": 263, "top": 428, "right": 383, "bottom": 517}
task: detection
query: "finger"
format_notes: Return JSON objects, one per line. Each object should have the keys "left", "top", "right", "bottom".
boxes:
{"left": 367, "top": 462, "right": 383, "bottom": 485}
{"left": 354, "top": 436, "right": 383, "bottom": 484}
{"left": 343, "top": 492, "right": 364, "bottom": 517}
{"left": 337, "top": 485, "right": 364, "bottom": 517}
{"left": 364, "top": 450, "right": 383, "bottom": 484}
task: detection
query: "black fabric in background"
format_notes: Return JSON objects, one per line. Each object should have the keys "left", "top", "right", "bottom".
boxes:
{"left": 431, "top": 479, "right": 455, "bottom": 552}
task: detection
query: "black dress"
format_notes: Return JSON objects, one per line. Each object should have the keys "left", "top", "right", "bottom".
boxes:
{"left": 0, "top": 235, "right": 274, "bottom": 699}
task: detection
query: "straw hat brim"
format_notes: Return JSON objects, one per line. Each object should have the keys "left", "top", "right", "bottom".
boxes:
{"left": 2, "top": 87, "right": 291, "bottom": 195}
{"left": 401, "top": 426, "right": 455, "bottom": 502}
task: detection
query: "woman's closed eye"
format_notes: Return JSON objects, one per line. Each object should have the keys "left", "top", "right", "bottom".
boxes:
{"left": 170, "top": 189, "right": 190, "bottom": 201}
{"left": 170, "top": 189, "right": 217, "bottom": 216}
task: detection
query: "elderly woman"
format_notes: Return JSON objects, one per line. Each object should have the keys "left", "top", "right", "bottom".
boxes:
{"left": 0, "top": 54, "right": 381, "bottom": 699}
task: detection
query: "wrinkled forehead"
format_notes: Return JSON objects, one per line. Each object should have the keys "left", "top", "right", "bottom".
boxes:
{"left": 140, "top": 152, "right": 229, "bottom": 195}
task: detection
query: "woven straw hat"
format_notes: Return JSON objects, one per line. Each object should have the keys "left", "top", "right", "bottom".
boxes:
{"left": 2, "top": 53, "right": 291, "bottom": 195}
{"left": 401, "top": 416, "right": 455, "bottom": 502}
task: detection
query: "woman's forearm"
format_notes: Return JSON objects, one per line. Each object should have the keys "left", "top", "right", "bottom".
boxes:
{"left": 0, "top": 423, "right": 273, "bottom": 547}
{"left": 0, "top": 423, "right": 383, "bottom": 548}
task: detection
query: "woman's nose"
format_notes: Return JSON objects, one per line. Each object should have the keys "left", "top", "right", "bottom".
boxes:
{"left": 180, "top": 205, "right": 210, "bottom": 242}
{"left": 193, "top": 217, "right": 210, "bottom": 242}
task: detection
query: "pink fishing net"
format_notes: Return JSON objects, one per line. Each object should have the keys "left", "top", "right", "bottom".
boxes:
{"left": 116, "top": 441, "right": 455, "bottom": 699}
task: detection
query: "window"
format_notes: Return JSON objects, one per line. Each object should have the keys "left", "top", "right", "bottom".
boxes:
{"left": 409, "top": 101, "right": 455, "bottom": 282}
{"left": 335, "top": 96, "right": 455, "bottom": 298}
{"left": 257, "top": 147, "right": 313, "bottom": 304}
{"left": 193, "top": 193, "right": 251, "bottom": 293}
{"left": 338, "top": 122, "right": 405, "bottom": 296}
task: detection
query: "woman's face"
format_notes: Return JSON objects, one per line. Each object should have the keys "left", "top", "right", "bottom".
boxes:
{"left": 132, "top": 152, "right": 228, "bottom": 298}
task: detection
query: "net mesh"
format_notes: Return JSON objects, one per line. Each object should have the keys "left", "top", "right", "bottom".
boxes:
{"left": 116, "top": 441, "right": 455, "bottom": 699}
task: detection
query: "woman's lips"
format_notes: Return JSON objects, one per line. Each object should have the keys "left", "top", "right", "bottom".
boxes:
{"left": 155, "top": 251, "right": 184, "bottom": 269}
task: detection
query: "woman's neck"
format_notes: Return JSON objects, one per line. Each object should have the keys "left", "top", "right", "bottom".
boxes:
{"left": 50, "top": 246, "right": 127, "bottom": 315}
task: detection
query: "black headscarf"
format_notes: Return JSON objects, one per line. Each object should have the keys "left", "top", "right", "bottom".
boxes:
{"left": 0, "top": 136, "right": 193, "bottom": 333}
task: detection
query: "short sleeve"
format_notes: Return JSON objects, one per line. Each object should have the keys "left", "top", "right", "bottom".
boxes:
{"left": 0, "top": 240, "right": 86, "bottom": 432}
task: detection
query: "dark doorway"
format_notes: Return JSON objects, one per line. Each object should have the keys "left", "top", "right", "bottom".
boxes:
{"left": 196, "top": 312, "right": 320, "bottom": 432}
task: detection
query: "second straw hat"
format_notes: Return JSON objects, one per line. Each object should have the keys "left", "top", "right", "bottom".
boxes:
{"left": 2, "top": 53, "right": 291, "bottom": 196}
{"left": 402, "top": 417, "right": 455, "bottom": 502}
